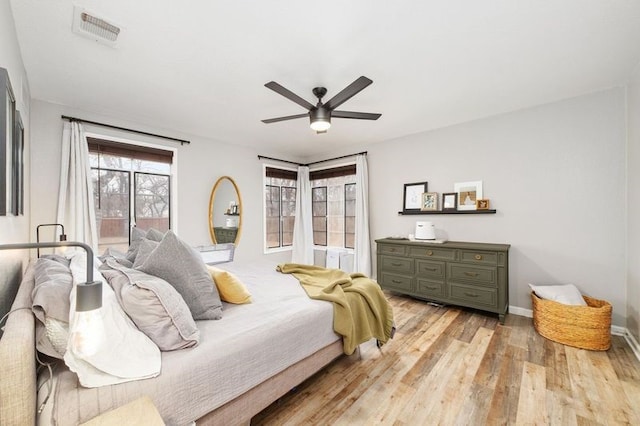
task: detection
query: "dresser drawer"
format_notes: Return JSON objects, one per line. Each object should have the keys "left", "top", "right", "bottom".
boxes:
{"left": 416, "top": 259, "right": 445, "bottom": 280}
{"left": 417, "top": 279, "right": 445, "bottom": 298}
{"left": 380, "top": 255, "right": 414, "bottom": 274}
{"left": 449, "top": 283, "right": 497, "bottom": 309}
{"left": 378, "top": 244, "right": 407, "bottom": 256}
{"left": 379, "top": 272, "right": 413, "bottom": 292}
{"left": 460, "top": 250, "right": 498, "bottom": 265}
{"left": 408, "top": 246, "right": 456, "bottom": 261}
{"left": 448, "top": 263, "right": 497, "bottom": 287}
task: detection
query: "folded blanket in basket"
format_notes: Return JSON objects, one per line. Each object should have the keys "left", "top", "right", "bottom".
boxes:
{"left": 276, "top": 263, "right": 394, "bottom": 355}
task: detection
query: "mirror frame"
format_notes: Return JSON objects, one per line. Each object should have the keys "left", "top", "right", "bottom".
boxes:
{"left": 208, "top": 176, "right": 242, "bottom": 246}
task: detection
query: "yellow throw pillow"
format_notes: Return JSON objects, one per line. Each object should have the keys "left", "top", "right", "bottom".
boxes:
{"left": 206, "top": 266, "right": 252, "bottom": 304}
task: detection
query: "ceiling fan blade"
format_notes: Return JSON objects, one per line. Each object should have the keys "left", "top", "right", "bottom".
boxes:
{"left": 264, "top": 81, "right": 315, "bottom": 110}
{"left": 323, "top": 76, "right": 373, "bottom": 110}
{"left": 261, "top": 113, "right": 309, "bottom": 124}
{"left": 332, "top": 110, "right": 382, "bottom": 120}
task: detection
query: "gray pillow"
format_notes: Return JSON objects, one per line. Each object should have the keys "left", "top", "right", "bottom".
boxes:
{"left": 101, "top": 259, "right": 200, "bottom": 351}
{"left": 126, "top": 227, "right": 149, "bottom": 262}
{"left": 145, "top": 228, "right": 165, "bottom": 242}
{"left": 32, "top": 257, "right": 73, "bottom": 359}
{"left": 136, "top": 230, "right": 223, "bottom": 320}
{"left": 99, "top": 247, "right": 133, "bottom": 268}
{"left": 132, "top": 239, "right": 160, "bottom": 269}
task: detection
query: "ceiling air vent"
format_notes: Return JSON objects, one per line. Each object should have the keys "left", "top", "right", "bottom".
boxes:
{"left": 72, "top": 6, "right": 121, "bottom": 47}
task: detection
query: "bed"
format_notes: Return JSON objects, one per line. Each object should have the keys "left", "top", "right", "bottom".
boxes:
{"left": 0, "top": 251, "right": 345, "bottom": 425}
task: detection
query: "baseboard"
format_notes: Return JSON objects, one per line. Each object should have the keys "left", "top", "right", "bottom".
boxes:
{"left": 624, "top": 329, "right": 640, "bottom": 362}
{"left": 508, "top": 305, "right": 640, "bottom": 361}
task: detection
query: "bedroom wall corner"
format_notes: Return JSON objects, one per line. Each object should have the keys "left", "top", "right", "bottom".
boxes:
{"left": 626, "top": 63, "right": 640, "bottom": 344}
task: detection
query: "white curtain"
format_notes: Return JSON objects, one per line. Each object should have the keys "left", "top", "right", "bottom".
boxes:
{"left": 291, "top": 166, "right": 314, "bottom": 264}
{"left": 56, "top": 121, "right": 98, "bottom": 251}
{"left": 354, "top": 154, "right": 372, "bottom": 276}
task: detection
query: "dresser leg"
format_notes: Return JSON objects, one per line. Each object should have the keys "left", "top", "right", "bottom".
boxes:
{"left": 499, "top": 313, "right": 505, "bottom": 324}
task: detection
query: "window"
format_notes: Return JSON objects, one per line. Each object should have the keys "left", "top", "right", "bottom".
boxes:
{"left": 89, "top": 137, "right": 173, "bottom": 252}
{"left": 264, "top": 167, "right": 297, "bottom": 250}
{"left": 310, "top": 165, "right": 356, "bottom": 249}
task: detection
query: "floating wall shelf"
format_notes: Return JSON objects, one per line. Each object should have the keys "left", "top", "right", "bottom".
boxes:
{"left": 398, "top": 210, "right": 497, "bottom": 215}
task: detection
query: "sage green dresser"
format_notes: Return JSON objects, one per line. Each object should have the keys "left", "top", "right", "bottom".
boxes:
{"left": 375, "top": 239, "right": 510, "bottom": 323}
{"left": 213, "top": 227, "right": 238, "bottom": 244}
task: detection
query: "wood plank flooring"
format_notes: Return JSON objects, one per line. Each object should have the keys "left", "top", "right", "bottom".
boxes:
{"left": 252, "top": 292, "right": 640, "bottom": 425}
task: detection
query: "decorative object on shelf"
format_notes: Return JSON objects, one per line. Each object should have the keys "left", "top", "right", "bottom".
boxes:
{"left": 454, "top": 181, "right": 483, "bottom": 211}
{"left": 442, "top": 192, "right": 457, "bottom": 212}
{"left": 421, "top": 192, "right": 438, "bottom": 211}
{"left": 403, "top": 181, "right": 428, "bottom": 213}
{"left": 476, "top": 199, "right": 490, "bottom": 210}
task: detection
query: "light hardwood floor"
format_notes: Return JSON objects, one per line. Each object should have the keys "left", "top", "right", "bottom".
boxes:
{"left": 253, "top": 292, "right": 640, "bottom": 425}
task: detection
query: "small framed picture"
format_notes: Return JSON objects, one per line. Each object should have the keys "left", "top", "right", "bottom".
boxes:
{"left": 421, "top": 192, "right": 438, "bottom": 211}
{"left": 442, "top": 192, "right": 457, "bottom": 211}
{"left": 454, "top": 181, "right": 483, "bottom": 211}
{"left": 476, "top": 199, "right": 490, "bottom": 210}
{"left": 403, "top": 181, "right": 428, "bottom": 212}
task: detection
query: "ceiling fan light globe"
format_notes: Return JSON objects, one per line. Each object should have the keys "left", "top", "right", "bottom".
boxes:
{"left": 310, "top": 119, "right": 331, "bottom": 132}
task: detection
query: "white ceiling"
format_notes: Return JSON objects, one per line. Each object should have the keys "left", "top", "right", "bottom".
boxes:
{"left": 9, "top": 0, "right": 640, "bottom": 157}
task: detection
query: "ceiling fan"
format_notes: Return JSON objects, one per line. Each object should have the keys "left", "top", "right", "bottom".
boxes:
{"left": 261, "top": 76, "right": 381, "bottom": 133}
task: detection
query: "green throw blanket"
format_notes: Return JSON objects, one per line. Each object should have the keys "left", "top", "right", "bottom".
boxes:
{"left": 276, "top": 263, "right": 395, "bottom": 355}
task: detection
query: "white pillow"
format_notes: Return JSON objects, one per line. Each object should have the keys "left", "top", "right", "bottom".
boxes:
{"left": 528, "top": 283, "right": 587, "bottom": 306}
{"left": 63, "top": 252, "right": 161, "bottom": 388}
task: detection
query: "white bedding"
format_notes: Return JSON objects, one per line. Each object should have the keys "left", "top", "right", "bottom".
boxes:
{"left": 38, "top": 260, "right": 339, "bottom": 425}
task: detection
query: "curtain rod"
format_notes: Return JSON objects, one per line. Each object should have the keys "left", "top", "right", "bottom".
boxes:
{"left": 257, "top": 151, "right": 367, "bottom": 167}
{"left": 61, "top": 115, "right": 190, "bottom": 146}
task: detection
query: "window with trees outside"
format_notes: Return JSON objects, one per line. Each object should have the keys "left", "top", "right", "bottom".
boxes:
{"left": 310, "top": 165, "right": 356, "bottom": 249}
{"left": 88, "top": 137, "right": 173, "bottom": 253}
{"left": 264, "top": 167, "right": 297, "bottom": 250}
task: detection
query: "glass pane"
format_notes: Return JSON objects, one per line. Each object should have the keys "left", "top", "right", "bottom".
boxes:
{"left": 266, "top": 217, "right": 280, "bottom": 248}
{"left": 132, "top": 158, "right": 171, "bottom": 174}
{"left": 134, "top": 173, "right": 170, "bottom": 232}
{"left": 99, "top": 153, "right": 132, "bottom": 170}
{"left": 313, "top": 216, "right": 327, "bottom": 246}
{"left": 282, "top": 217, "right": 295, "bottom": 246}
{"left": 92, "top": 168, "right": 130, "bottom": 253}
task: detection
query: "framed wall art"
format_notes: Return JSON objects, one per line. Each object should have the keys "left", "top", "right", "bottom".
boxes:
{"left": 403, "top": 181, "right": 428, "bottom": 212}
{"left": 421, "top": 192, "right": 438, "bottom": 211}
{"left": 454, "top": 181, "right": 483, "bottom": 211}
{"left": 12, "top": 110, "right": 24, "bottom": 215}
{"left": 442, "top": 192, "right": 458, "bottom": 212}
{"left": 476, "top": 199, "right": 490, "bottom": 210}
{"left": 0, "top": 67, "right": 16, "bottom": 216}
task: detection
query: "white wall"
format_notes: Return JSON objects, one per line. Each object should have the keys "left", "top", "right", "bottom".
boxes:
{"left": 29, "top": 100, "right": 299, "bottom": 264}
{"left": 627, "top": 65, "right": 640, "bottom": 341}
{"left": 365, "top": 89, "right": 627, "bottom": 326}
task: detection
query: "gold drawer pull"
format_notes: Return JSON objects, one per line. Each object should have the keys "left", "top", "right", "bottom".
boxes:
{"left": 391, "top": 262, "right": 403, "bottom": 267}
{"left": 392, "top": 279, "right": 403, "bottom": 284}
{"left": 464, "top": 272, "right": 479, "bottom": 277}
{"left": 474, "top": 254, "right": 483, "bottom": 260}
{"left": 464, "top": 292, "right": 479, "bottom": 298}
{"left": 423, "top": 267, "right": 437, "bottom": 272}
{"left": 425, "top": 286, "right": 438, "bottom": 290}
{"left": 426, "top": 250, "right": 433, "bottom": 256}
{"left": 389, "top": 248, "right": 396, "bottom": 252}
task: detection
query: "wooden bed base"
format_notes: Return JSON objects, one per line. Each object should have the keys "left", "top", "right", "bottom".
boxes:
{"left": 0, "top": 262, "right": 344, "bottom": 425}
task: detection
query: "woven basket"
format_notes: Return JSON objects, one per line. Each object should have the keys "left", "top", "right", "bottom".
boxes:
{"left": 531, "top": 292, "right": 611, "bottom": 350}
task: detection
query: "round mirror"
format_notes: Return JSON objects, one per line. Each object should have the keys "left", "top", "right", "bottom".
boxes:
{"left": 208, "top": 176, "right": 242, "bottom": 245}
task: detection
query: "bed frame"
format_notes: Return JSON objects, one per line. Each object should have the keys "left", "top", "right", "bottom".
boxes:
{"left": 0, "top": 262, "right": 344, "bottom": 425}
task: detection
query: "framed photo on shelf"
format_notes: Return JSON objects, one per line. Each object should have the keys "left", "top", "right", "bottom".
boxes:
{"left": 403, "top": 181, "right": 428, "bottom": 212}
{"left": 476, "top": 199, "right": 490, "bottom": 210}
{"left": 454, "top": 181, "right": 483, "bottom": 211}
{"left": 421, "top": 192, "right": 438, "bottom": 211}
{"left": 442, "top": 192, "right": 458, "bottom": 211}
